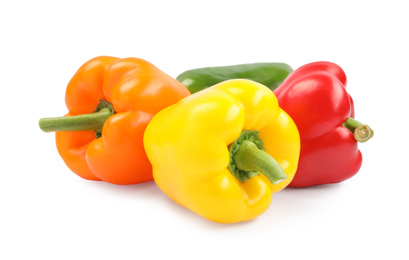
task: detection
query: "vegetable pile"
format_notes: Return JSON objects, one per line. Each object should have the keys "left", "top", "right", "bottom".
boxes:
{"left": 39, "top": 56, "right": 373, "bottom": 223}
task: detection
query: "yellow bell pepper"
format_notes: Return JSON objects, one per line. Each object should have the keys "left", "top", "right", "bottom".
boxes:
{"left": 144, "top": 79, "right": 300, "bottom": 223}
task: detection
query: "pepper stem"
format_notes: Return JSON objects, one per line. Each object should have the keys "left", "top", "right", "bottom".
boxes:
{"left": 343, "top": 117, "right": 374, "bottom": 143}
{"left": 39, "top": 100, "right": 114, "bottom": 135}
{"left": 229, "top": 130, "right": 287, "bottom": 184}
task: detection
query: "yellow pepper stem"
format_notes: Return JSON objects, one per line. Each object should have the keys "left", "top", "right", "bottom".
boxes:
{"left": 229, "top": 130, "right": 287, "bottom": 184}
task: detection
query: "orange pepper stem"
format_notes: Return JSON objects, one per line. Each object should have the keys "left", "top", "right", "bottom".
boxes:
{"left": 39, "top": 100, "right": 114, "bottom": 134}
{"left": 229, "top": 130, "right": 287, "bottom": 185}
{"left": 342, "top": 117, "right": 374, "bottom": 143}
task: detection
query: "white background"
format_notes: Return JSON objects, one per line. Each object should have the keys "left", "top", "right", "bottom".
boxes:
{"left": 1, "top": 0, "right": 408, "bottom": 259}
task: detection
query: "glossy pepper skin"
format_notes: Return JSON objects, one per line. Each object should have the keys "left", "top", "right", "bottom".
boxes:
{"left": 274, "top": 61, "right": 371, "bottom": 187}
{"left": 39, "top": 56, "right": 190, "bottom": 184}
{"left": 176, "top": 62, "right": 293, "bottom": 94}
{"left": 144, "top": 79, "right": 300, "bottom": 223}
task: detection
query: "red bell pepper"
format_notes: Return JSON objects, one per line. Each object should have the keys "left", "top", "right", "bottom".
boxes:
{"left": 274, "top": 61, "right": 373, "bottom": 187}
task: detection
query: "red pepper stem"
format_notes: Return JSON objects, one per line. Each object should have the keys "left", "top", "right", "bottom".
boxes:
{"left": 39, "top": 99, "right": 114, "bottom": 134}
{"left": 343, "top": 117, "right": 374, "bottom": 143}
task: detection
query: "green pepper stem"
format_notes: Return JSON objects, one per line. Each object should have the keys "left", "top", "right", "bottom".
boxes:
{"left": 343, "top": 117, "right": 374, "bottom": 143}
{"left": 232, "top": 140, "right": 287, "bottom": 184}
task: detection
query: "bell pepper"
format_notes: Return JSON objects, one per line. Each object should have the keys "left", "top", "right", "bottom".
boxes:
{"left": 176, "top": 62, "right": 293, "bottom": 94}
{"left": 143, "top": 79, "right": 300, "bottom": 223}
{"left": 274, "top": 61, "right": 373, "bottom": 187}
{"left": 39, "top": 56, "right": 190, "bottom": 184}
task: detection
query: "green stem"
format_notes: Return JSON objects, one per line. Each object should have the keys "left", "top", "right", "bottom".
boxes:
{"left": 233, "top": 140, "right": 287, "bottom": 184}
{"left": 343, "top": 117, "right": 374, "bottom": 143}
{"left": 39, "top": 100, "right": 114, "bottom": 135}
{"left": 229, "top": 130, "right": 287, "bottom": 184}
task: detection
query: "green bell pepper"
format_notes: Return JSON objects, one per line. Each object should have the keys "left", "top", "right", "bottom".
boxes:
{"left": 176, "top": 62, "right": 293, "bottom": 94}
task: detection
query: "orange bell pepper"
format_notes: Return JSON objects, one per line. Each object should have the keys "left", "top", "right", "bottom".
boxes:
{"left": 39, "top": 56, "right": 190, "bottom": 184}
